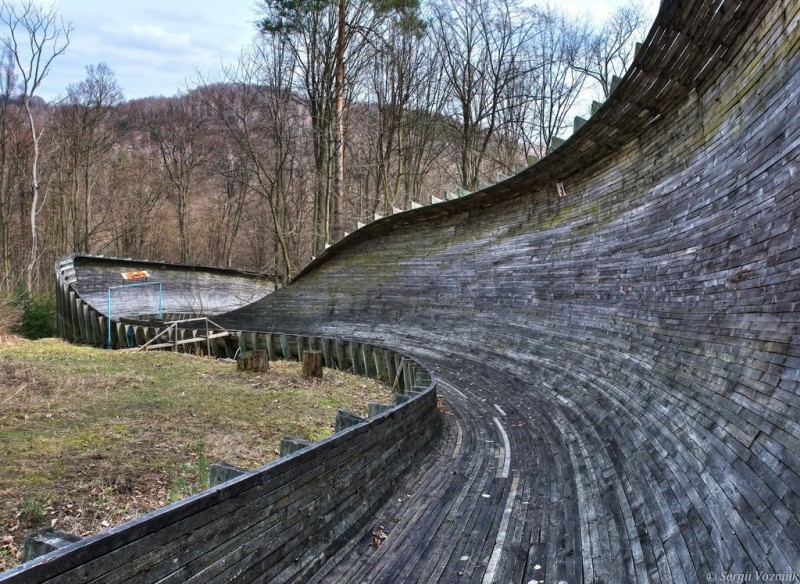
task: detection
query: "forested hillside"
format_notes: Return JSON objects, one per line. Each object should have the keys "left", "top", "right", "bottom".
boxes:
{"left": 0, "top": 0, "right": 648, "bottom": 305}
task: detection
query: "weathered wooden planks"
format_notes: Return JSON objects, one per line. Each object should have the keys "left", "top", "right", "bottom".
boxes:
{"left": 1, "top": 339, "right": 438, "bottom": 584}
{"left": 38, "top": 0, "right": 800, "bottom": 582}
{"left": 213, "top": 0, "right": 800, "bottom": 581}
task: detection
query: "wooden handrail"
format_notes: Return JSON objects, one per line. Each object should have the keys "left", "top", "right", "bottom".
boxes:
{"left": 136, "top": 323, "right": 176, "bottom": 351}
{"left": 133, "top": 317, "right": 232, "bottom": 353}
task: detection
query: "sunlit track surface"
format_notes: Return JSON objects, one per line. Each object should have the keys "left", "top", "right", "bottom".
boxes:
{"left": 214, "top": 0, "right": 800, "bottom": 580}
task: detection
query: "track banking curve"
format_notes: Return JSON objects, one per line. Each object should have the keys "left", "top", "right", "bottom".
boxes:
{"left": 217, "top": 0, "right": 800, "bottom": 581}
{"left": 9, "top": 0, "right": 798, "bottom": 582}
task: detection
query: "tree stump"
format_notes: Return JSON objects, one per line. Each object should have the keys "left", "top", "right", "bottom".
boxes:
{"left": 302, "top": 350, "right": 323, "bottom": 379}
{"left": 237, "top": 349, "right": 269, "bottom": 372}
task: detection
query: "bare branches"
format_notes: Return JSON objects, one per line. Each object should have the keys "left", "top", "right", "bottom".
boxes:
{"left": 0, "top": 0, "right": 71, "bottom": 292}
{"left": 429, "top": 0, "right": 539, "bottom": 187}
{"left": 0, "top": 0, "right": 656, "bottom": 297}
{"left": 572, "top": 0, "right": 649, "bottom": 99}
{"left": 198, "top": 37, "right": 303, "bottom": 281}
{"left": 52, "top": 63, "right": 123, "bottom": 252}
{"left": 149, "top": 93, "right": 213, "bottom": 264}
{"left": 0, "top": 1, "right": 71, "bottom": 103}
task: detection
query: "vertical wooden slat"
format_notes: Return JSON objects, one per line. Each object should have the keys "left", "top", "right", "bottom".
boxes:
{"left": 349, "top": 341, "right": 360, "bottom": 374}
{"left": 361, "top": 344, "right": 374, "bottom": 378}
{"left": 69, "top": 290, "right": 81, "bottom": 343}
{"left": 322, "top": 338, "right": 332, "bottom": 368}
{"left": 335, "top": 340, "right": 346, "bottom": 370}
{"left": 266, "top": 333, "right": 277, "bottom": 361}
{"left": 90, "top": 310, "right": 103, "bottom": 347}
{"left": 115, "top": 322, "right": 127, "bottom": 349}
{"left": 280, "top": 334, "right": 291, "bottom": 360}
{"left": 75, "top": 299, "right": 87, "bottom": 342}
{"left": 386, "top": 351, "right": 397, "bottom": 385}
{"left": 134, "top": 326, "right": 146, "bottom": 348}
{"left": 373, "top": 347, "right": 384, "bottom": 382}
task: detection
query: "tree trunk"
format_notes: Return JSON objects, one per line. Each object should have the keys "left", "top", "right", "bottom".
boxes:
{"left": 333, "top": 0, "right": 346, "bottom": 243}
{"left": 237, "top": 349, "right": 269, "bottom": 373}
{"left": 302, "top": 350, "right": 323, "bottom": 379}
{"left": 24, "top": 99, "right": 39, "bottom": 293}
{"left": 178, "top": 186, "right": 189, "bottom": 263}
{"left": 0, "top": 116, "right": 10, "bottom": 292}
{"left": 83, "top": 163, "right": 91, "bottom": 252}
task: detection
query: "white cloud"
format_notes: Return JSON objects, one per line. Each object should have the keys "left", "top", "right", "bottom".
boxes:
{"left": 38, "top": 0, "right": 257, "bottom": 100}
{"left": 127, "top": 24, "right": 192, "bottom": 49}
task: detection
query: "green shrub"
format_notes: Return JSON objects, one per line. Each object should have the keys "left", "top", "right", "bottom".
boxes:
{"left": 17, "top": 294, "right": 56, "bottom": 340}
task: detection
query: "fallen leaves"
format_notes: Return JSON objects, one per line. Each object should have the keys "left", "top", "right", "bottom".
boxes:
{"left": 0, "top": 535, "right": 19, "bottom": 571}
{"left": 370, "top": 525, "right": 388, "bottom": 548}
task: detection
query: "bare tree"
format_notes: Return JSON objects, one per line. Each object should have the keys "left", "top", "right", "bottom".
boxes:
{"left": 401, "top": 39, "right": 451, "bottom": 203}
{"left": 526, "top": 6, "right": 589, "bottom": 153}
{"left": 260, "top": 2, "right": 336, "bottom": 254}
{"left": 260, "top": 0, "right": 422, "bottom": 251}
{"left": 204, "top": 146, "right": 253, "bottom": 268}
{"left": 52, "top": 63, "right": 123, "bottom": 252}
{"left": 364, "top": 11, "right": 427, "bottom": 213}
{"left": 149, "top": 94, "right": 211, "bottom": 264}
{"left": 0, "top": 0, "right": 71, "bottom": 292}
{"left": 429, "top": 0, "right": 537, "bottom": 190}
{"left": 0, "top": 47, "right": 16, "bottom": 291}
{"left": 200, "top": 38, "right": 304, "bottom": 282}
{"left": 105, "top": 151, "right": 165, "bottom": 258}
{"left": 573, "top": 0, "right": 649, "bottom": 99}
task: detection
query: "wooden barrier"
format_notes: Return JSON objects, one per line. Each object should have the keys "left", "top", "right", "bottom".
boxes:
{"left": 1, "top": 330, "right": 439, "bottom": 583}
{"left": 43, "top": 1, "right": 800, "bottom": 580}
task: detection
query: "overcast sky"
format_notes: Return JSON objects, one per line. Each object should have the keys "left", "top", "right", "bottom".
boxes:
{"left": 36, "top": 0, "right": 657, "bottom": 102}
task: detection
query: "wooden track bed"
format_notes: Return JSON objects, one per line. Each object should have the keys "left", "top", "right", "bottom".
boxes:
{"left": 31, "top": 0, "right": 800, "bottom": 581}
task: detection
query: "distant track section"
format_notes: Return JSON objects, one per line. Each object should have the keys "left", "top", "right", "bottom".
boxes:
{"left": 55, "top": 254, "right": 274, "bottom": 348}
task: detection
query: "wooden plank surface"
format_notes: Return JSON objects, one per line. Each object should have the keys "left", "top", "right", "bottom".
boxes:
{"left": 38, "top": 1, "right": 800, "bottom": 582}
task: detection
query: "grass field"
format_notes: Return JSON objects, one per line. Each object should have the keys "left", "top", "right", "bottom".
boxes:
{"left": 0, "top": 337, "right": 394, "bottom": 570}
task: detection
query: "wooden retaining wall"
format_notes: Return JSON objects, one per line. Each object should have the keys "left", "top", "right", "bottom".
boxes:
{"left": 2, "top": 331, "right": 439, "bottom": 583}
{"left": 40, "top": 1, "right": 800, "bottom": 580}
{"left": 55, "top": 254, "right": 275, "bottom": 348}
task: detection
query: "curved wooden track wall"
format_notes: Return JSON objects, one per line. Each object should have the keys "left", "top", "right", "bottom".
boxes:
{"left": 11, "top": 0, "right": 800, "bottom": 581}
{"left": 4, "top": 259, "right": 441, "bottom": 582}
{"left": 55, "top": 254, "right": 275, "bottom": 348}
{"left": 1, "top": 329, "right": 440, "bottom": 582}
{"left": 216, "top": 0, "right": 800, "bottom": 581}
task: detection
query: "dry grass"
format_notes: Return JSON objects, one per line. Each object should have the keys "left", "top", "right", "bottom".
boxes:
{"left": 0, "top": 338, "right": 394, "bottom": 570}
{"left": 0, "top": 297, "right": 22, "bottom": 345}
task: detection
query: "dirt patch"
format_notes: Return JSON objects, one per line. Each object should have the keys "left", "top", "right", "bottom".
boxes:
{"left": 0, "top": 338, "right": 394, "bottom": 570}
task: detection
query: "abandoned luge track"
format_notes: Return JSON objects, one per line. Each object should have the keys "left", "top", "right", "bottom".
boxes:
{"left": 222, "top": 0, "right": 800, "bottom": 580}
{"left": 4, "top": 0, "right": 800, "bottom": 581}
